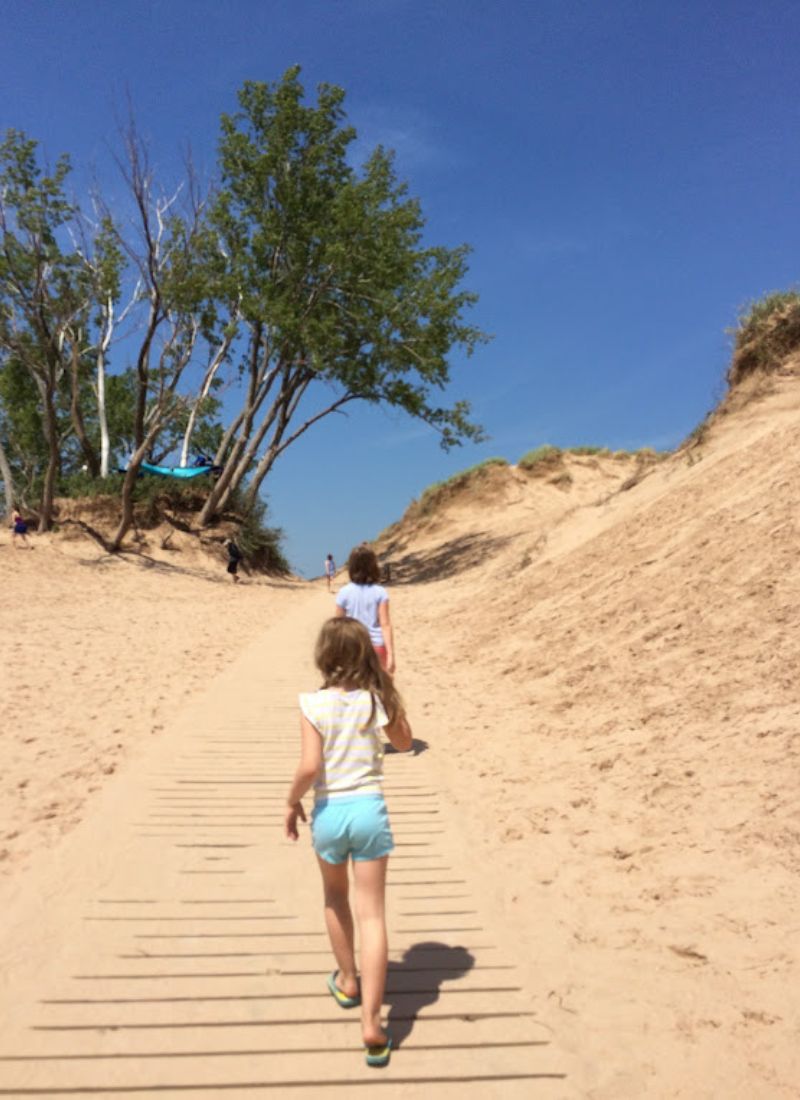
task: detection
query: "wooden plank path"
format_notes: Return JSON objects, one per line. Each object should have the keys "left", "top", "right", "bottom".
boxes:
{"left": 0, "top": 593, "right": 571, "bottom": 1098}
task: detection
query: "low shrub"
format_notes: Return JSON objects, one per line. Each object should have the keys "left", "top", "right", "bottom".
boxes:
{"left": 216, "top": 487, "right": 289, "bottom": 574}
{"left": 58, "top": 471, "right": 125, "bottom": 498}
{"left": 236, "top": 506, "right": 289, "bottom": 574}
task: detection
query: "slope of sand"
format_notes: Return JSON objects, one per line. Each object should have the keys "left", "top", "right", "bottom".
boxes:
{"left": 0, "top": 536, "right": 302, "bottom": 877}
{"left": 380, "top": 370, "right": 800, "bottom": 1097}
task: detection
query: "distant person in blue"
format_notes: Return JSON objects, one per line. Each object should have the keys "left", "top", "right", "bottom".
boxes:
{"left": 324, "top": 553, "right": 336, "bottom": 592}
{"left": 11, "top": 511, "right": 31, "bottom": 549}
{"left": 335, "top": 545, "right": 394, "bottom": 673}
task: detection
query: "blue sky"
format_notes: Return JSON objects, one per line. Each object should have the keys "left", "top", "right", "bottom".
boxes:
{"left": 3, "top": 1, "right": 799, "bottom": 575}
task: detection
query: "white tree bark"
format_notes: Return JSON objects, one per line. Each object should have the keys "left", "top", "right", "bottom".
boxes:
{"left": 96, "top": 295, "right": 114, "bottom": 477}
{"left": 179, "top": 314, "right": 238, "bottom": 467}
{"left": 0, "top": 434, "right": 14, "bottom": 519}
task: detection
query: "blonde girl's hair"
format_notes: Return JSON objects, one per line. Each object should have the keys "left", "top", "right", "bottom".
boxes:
{"left": 315, "top": 617, "right": 404, "bottom": 726}
{"left": 347, "top": 544, "right": 381, "bottom": 585}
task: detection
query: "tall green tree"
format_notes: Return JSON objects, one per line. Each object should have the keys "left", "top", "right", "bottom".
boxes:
{"left": 198, "top": 67, "right": 486, "bottom": 526}
{"left": 104, "top": 124, "right": 223, "bottom": 550}
{"left": 74, "top": 210, "right": 127, "bottom": 477}
{"left": 0, "top": 130, "right": 88, "bottom": 529}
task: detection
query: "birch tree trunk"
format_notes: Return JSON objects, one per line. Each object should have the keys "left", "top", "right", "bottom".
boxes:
{"left": 213, "top": 407, "right": 245, "bottom": 466}
{"left": 0, "top": 435, "right": 14, "bottom": 519}
{"left": 97, "top": 296, "right": 114, "bottom": 477}
{"left": 109, "top": 431, "right": 159, "bottom": 551}
{"left": 36, "top": 371, "right": 61, "bottom": 532}
{"left": 178, "top": 323, "right": 236, "bottom": 466}
{"left": 212, "top": 372, "right": 309, "bottom": 516}
{"left": 69, "top": 341, "right": 100, "bottom": 476}
{"left": 196, "top": 327, "right": 269, "bottom": 526}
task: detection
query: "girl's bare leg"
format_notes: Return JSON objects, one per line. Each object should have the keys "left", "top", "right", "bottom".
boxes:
{"left": 353, "top": 856, "right": 389, "bottom": 1046}
{"left": 317, "top": 857, "right": 358, "bottom": 998}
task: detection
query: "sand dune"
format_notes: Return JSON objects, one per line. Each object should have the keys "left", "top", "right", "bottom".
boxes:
{"left": 379, "top": 369, "right": 800, "bottom": 1096}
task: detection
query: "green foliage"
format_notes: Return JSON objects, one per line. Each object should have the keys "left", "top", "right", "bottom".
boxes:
{"left": 729, "top": 289, "right": 800, "bottom": 386}
{"left": 212, "top": 67, "right": 488, "bottom": 452}
{"left": 57, "top": 471, "right": 125, "bottom": 499}
{"left": 0, "top": 131, "right": 131, "bottom": 512}
{"left": 568, "top": 445, "right": 607, "bottom": 456}
{"left": 518, "top": 444, "right": 562, "bottom": 470}
{"left": 0, "top": 357, "right": 47, "bottom": 490}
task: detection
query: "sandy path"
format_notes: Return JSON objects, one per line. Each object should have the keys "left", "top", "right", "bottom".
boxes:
{"left": 0, "top": 537, "right": 302, "bottom": 877}
{"left": 0, "top": 586, "right": 570, "bottom": 1097}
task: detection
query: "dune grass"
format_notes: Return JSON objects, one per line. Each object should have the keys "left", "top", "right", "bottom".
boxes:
{"left": 729, "top": 289, "right": 800, "bottom": 386}
{"left": 413, "top": 457, "right": 509, "bottom": 515}
{"left": 518, "top": 444, "right": 562, "bottom": 470}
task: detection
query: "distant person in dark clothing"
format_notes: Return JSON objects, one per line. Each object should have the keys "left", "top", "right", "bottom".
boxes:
{"left": 226, "top": 539, "right": 243, "bottom": 584}
{"left": 11, "top": 512, "right": 31, "bottom": 549}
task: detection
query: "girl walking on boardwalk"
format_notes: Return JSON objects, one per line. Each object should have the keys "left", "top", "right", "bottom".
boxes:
{"left": 335, "top": 545, "right": 395, "bottom": 673}
{"left": 285, "top": 617, "right": 413, "bottom": 1068}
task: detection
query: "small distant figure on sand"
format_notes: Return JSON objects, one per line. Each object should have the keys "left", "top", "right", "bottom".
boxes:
{"left": 284, "top": 616, "right": 413, "bottom": 1068}
{"left": 226, "top": 539, "right": 243, "bottom": 584}
{"left": 335, "top": 545, "right": 395, "bottom": 674}
{"left": 11, "top": 512, "right": 31, "bottom": 549}
{"left": 324, "top": 553, "right": 336, "bottom": 591}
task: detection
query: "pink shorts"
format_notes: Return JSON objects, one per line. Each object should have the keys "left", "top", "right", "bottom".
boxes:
{"left": 373, "top": 645, "right": 388, "bottom": 670}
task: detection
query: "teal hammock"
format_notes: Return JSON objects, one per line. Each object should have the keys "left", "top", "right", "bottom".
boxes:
{"left": 140, "top": 462, "right": 219, "bottom": 479}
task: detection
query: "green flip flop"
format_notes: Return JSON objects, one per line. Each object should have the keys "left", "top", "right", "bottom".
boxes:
{"left": 365, "top": 1035, "right": 392, "bottom": 1068}
{"left": 326, "top": 970, "right": 361, "bottom": 1009}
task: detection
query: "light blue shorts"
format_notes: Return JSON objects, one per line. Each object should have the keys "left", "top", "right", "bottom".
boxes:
{"left": 311, "top": 794, "right": 394, "bottom": 865}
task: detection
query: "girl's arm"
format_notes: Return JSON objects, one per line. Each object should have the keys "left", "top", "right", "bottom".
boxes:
{"left": 378, "top": 599, "right": 395, "bottom": 674}
{"left": 334, "top": 604, "right": 346, "bottom": 617}
{"left": 384, "top": 710, "right": 413, "bottom": 753}
{"left": 284, "top": 715, "right": 323, "bottom": 840}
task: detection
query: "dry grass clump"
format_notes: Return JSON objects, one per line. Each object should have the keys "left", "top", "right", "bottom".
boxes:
{"left": 568, "top": 445, "right": 610, "bottom": 457}
{"left": 729, "top": 290, "right": 800, "bottom": 388}
{"left": 409, "top": 458, "right": 510, "bottom": 518}
{"left": 518, "top": 444, "right": 563, "bottom": 473}
{"left": 618, "top": 447, "right": 666, "bottom": 491}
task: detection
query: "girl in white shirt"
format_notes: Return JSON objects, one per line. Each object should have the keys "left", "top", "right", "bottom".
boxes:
{"left": 285, "top": 617, "right": 412, "bottom": 1067}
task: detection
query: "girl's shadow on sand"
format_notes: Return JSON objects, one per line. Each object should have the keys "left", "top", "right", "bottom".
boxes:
{"left": 386, "top": 941, "right": 475, "bottom": 1048}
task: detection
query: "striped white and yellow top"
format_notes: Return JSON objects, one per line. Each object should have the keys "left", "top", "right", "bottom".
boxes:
{"left": 300, "top": 688, "right": 388, "bottom": 800}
